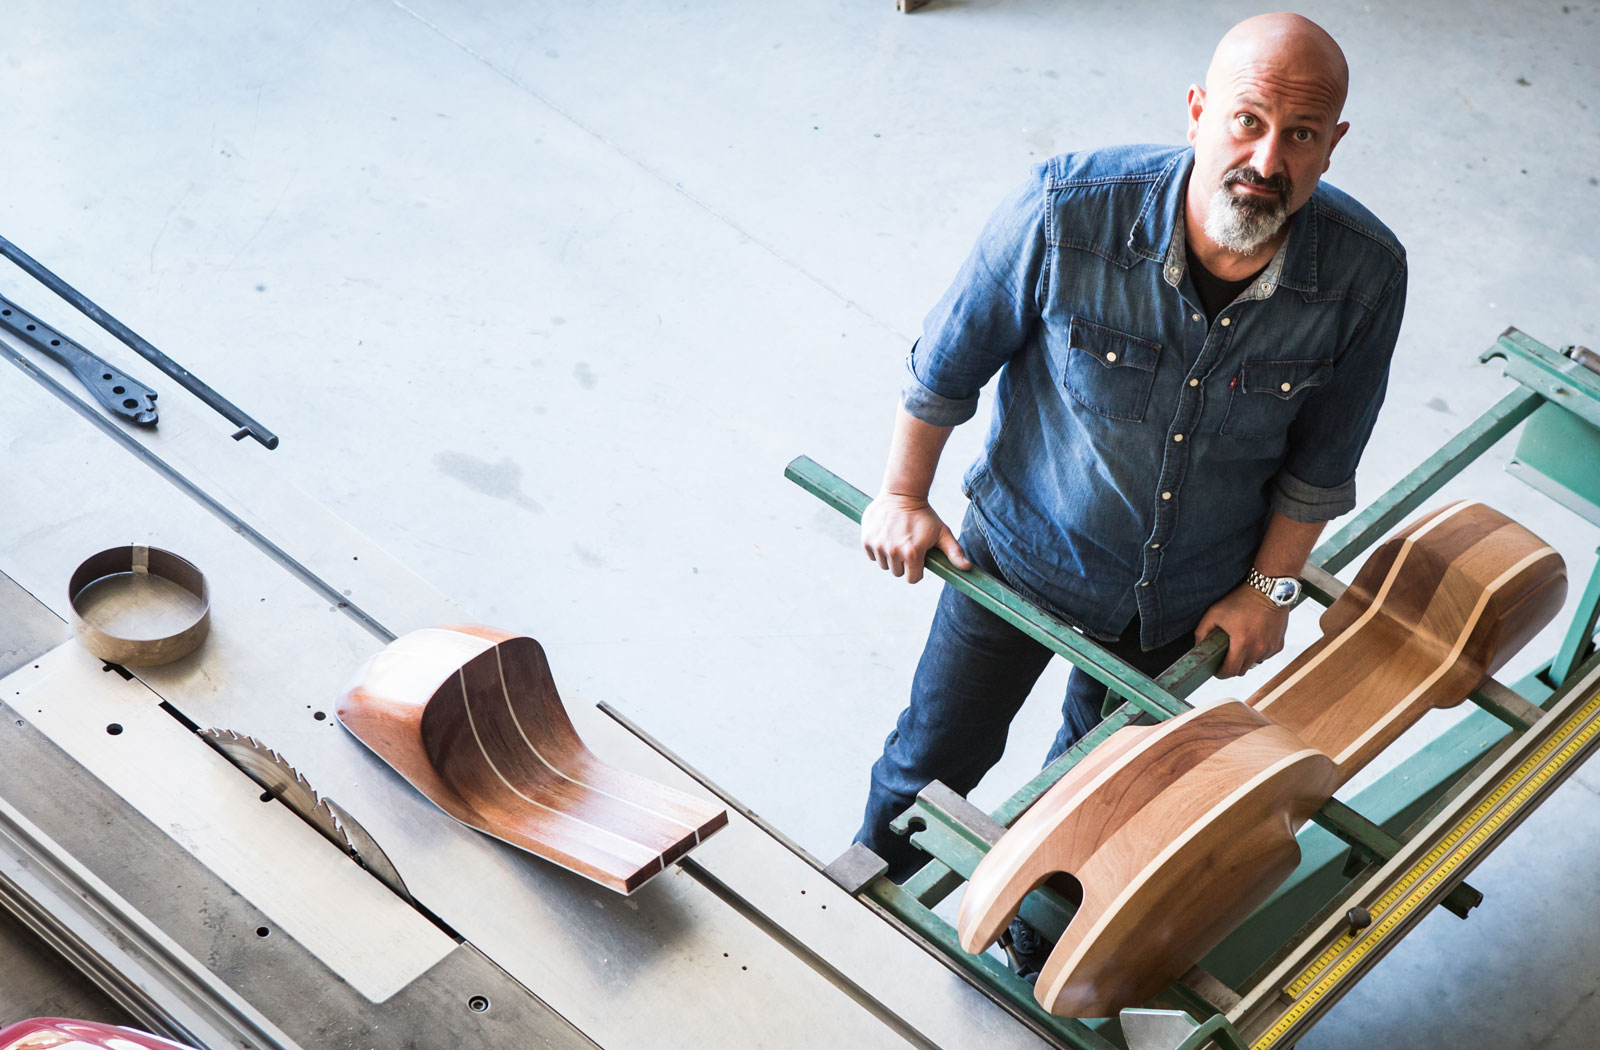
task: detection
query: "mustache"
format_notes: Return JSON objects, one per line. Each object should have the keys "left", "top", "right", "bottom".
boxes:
{"left": 1222, "top": 166, "right": 1292, "bottom": 202}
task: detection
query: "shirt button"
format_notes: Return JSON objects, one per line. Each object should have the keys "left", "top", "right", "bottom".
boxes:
{"left": 1191, "top": 313, "right": 1201, "bottom": 322}
{"left": 1173, "top": 433, "right": 1184, "bottom": 442}
{"left": 1150, "top": 543, "right": 1160, "bottom": 549}
{"left": 1280, "top": 382, "right": 1292, "bottom": 392}
{"left": 1220, "top": 317, "right": 1232, "bottom": 327}
{"left": 1188, "top": 378, "right": 1199, "bottom": 387}
{"left": 1105, "top": 352, "right": 1118, "bottom": 363}
{"left": 1141, "top": 581, "right": 1151, "bottom": 587}
{"left": 1262, "top": 284, "right": 1274, "bottom": 293}
{"left": 1161, "top": 491, "right": 1172, "bottom": 500}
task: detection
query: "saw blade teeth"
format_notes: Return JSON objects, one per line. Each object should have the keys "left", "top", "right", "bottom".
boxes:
{"left": 200, "top": 726, "right": 411, "bottom": 902}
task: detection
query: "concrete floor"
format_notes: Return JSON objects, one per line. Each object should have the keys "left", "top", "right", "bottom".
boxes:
{"left": 4, "top": 0, "right": 1599, "bottom": 1045}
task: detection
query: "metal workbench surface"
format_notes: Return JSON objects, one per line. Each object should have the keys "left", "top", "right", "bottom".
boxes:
{"left": 0, "top": 349, "right": 1051, "bottom": 1049}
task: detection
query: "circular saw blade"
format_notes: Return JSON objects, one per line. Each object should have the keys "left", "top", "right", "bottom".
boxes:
{"left": 200, "top": 728, "right": 410, "bottom": 901}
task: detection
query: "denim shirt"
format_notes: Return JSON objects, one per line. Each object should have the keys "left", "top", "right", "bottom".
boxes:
{"left": 903, "top": 145, "right": 1407, "bottom": 650}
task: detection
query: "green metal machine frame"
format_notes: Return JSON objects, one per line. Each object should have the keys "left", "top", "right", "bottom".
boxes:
{"left": 785, "top": 328, "right": 1600, "bottom": 1050}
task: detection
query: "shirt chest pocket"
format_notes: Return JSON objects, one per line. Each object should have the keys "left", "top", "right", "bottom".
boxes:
{"left": 1061, "top": 318, "right": 1162, "bottom": 422}
{"left": 1219, "top": 358, "right": 1333, "bottom": 440}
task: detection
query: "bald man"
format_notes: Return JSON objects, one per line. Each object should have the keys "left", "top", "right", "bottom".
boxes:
{"left": 855, "top": 14, "right": 1406, "bottom": 898}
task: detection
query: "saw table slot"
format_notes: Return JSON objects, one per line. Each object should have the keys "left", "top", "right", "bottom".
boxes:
{"left": 3, "top": 645, "right": 455, "bottom": 1003}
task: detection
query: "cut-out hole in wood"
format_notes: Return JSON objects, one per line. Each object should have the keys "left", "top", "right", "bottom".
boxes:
{"left": 338, "top": 625, "right": 728, "bottom": 894}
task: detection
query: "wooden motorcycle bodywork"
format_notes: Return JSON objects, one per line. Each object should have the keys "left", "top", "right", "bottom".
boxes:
{"left": 338, "top": 624, "right": 728, "bottom": 894}
{"left": 958, "top": 502, "right": 1566, "bottom": 1016}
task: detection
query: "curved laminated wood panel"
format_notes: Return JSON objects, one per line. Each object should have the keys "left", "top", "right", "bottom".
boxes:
{"left": 1251, "top": 501, "right": 1567, "bottom": 783}
{"left": 956, "top": 501, "right": 1565, "bottom": 1017}
{"left": 338, "top": 625, "right": 728, "bottom": 894}
{"left": 959, "top": 703, "right": 1333, "bottom": 1016}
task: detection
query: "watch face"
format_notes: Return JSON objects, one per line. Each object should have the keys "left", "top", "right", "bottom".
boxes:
{"left": 1268, "top": 577, "right": 1302, "bottom": 606}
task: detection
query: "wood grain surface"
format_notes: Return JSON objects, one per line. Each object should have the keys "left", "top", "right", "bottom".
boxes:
{"left": 1251, "top": 501, "right": 1567, "bottom": 782}
{"left": 338, "top": 625, "right": 728, "bottom": 894}
{"left": 956, "top": 502, "right": 1566, "bottom": 1017}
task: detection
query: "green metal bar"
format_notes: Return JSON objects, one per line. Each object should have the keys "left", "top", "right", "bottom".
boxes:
{"left": 992, "top": 703, "right": 1149, "bottom": 828}
{"left": 792, "top": 452, "right": 1499, "bottom": 1016}
{"left": 1481, "top": 328, "right": 1600, "bottom": 430}
{"left": 785, "top": 456, "right": 1188, "bottom": 720}
{"left": 1466, "top": 680, "right": 1543, "bottom": 731}
{"left": 894, "top": 796, "right": 1080, "bottom": 936}
{"left": 1550, "top": 548, "right": 1600, "bottom": 686}
{"left": 1494, "top": 359, "right": 1600, "bottom": 432}
{"left": 1309, "top": 798, "right": 1399, "bottom": 860}
{"left": 1311, "top": 387, "right": 1543, "bottom": 574}
{"left": 884, "top": 763, "right": 1235, "bottom": 1037}
{"left": 900, "top": 700, "right": 1154, "bottom": 908}
{"left": 1175, "top": 1014, "right": 1250, "bottom": 1050}
{"left": 792, "top": 455, "right": 1423, "bottom": 904}
{"left": 902, "top": 859, "right": 963, "bottom": 906}
{"left": 1313, "top": 796, "right": 1483, "bottom": 917}
{"left": 904, "top": 636, "right": 1228, "bottom": 906}
{"left": 864, "top": 879, "right": 1124, "bottom": 1050}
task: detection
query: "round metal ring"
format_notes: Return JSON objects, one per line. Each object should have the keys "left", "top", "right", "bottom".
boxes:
{"left": 67, "top": 545, "right": 211, "bottom": 667}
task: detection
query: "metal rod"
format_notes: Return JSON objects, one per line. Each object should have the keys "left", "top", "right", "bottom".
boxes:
{"left": 784, "top": 455, "right": 1188, "bottom": 720}
{"left": 864, "top": 879, "right": 1125, "bottom": 1050}
{"left": 0, "top": 232, "right": 279, "bottom": 449}
{"left": 1312, "top": 387, "right": 1541, "bottom": 574}
{"left": 1550, "top": 546, "right": 1600, "bottom": 686}
{"left": 0, "top": 340, "right": 389, "bottom": 643}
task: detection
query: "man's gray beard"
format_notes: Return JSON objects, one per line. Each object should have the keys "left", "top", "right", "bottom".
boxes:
{"left": 1203, "top": 186, "right": 1288, "bottom": 255}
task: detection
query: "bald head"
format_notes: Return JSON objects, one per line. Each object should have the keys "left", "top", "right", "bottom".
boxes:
{"left": 1183, "top": 13, "right": 1353, "bottom": 262}
{"left": 1206, "top": 13, "right": 1348, "bottom": 121}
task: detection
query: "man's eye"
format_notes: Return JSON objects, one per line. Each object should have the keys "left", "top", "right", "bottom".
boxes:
{"left": 1292, "top": 128, "right": 1315, "bottom": 142}
{"left": 1237, "top": 114, "right": 1257, "bottom": 129}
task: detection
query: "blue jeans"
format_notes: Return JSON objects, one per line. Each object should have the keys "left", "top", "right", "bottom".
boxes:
{"left": 855, "top": 509, "right": 1197, "bottom": 882}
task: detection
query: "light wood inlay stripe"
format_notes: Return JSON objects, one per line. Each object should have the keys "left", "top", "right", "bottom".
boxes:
{"left": 458, "top": 668, "right": 659, "bottom": 865}
{"left": 1254, "top": 501, "right": 1472, "bottom": 713}
{"left": 1331, "top": 544, "right": 1559, "bottom": 766}
{"left": 1045, "top": 743, "right": 1328, "bottom": 992}
{"left": 491, "top": 647, "right": 698, "bottom": 832}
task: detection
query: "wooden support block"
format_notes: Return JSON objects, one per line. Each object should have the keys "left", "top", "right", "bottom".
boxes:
{"left": 338, "top": 625, "right": 728, "bottom": 894}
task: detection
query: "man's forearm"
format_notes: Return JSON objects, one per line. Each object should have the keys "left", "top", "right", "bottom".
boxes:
{"left": 880, "top": 404, "right": 956, "bottom": 500}
{"left": 1252, "top": 512, "right": 1327, "bottom": 579}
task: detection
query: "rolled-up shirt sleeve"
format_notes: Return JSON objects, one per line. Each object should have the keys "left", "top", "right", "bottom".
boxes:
{"left": 901, "top": 164, "right": 1052, "bottom": 427}
{"left": 1272, "top": 253, "right": 1408, "bottom": 523}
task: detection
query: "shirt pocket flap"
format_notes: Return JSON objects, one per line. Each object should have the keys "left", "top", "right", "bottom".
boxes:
{"left": 1069, "top": 317, "right": 1161, "bottom": 372}
{"left": 1240, "top": 359, "right": 1333, "bottom": 400}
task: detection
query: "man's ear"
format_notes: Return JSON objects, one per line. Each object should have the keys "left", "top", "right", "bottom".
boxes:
{"left": 1186, "top": 85, "right": 1206, "bottom": 145}
{"left": 1323, "top": 120, "right": 1351, "bottom": 172}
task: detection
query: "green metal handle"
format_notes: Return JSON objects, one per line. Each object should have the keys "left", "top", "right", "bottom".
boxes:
{"left": 784, "top": 455, "right": 1188, "bottom": 720}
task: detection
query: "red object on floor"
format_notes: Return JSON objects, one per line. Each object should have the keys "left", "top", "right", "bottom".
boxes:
{"left": 0, "top": 1018, "right": 198, "bottom": 1050}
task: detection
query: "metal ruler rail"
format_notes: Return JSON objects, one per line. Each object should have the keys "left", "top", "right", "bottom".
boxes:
{"left": 1231, "top": 654, "right": 1600, "bottom": 1048}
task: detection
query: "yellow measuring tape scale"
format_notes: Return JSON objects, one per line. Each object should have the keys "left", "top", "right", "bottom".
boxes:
{"left": 1251, "top": 686, "right": 1600, "bottom": 1050}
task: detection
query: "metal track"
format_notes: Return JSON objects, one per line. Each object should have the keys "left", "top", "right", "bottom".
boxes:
{"left": 0, "top": 795, "right": 301, "bottom": 1050}
{"left": 1231, "top": 653, "right": 1600, "bottom": 1046}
